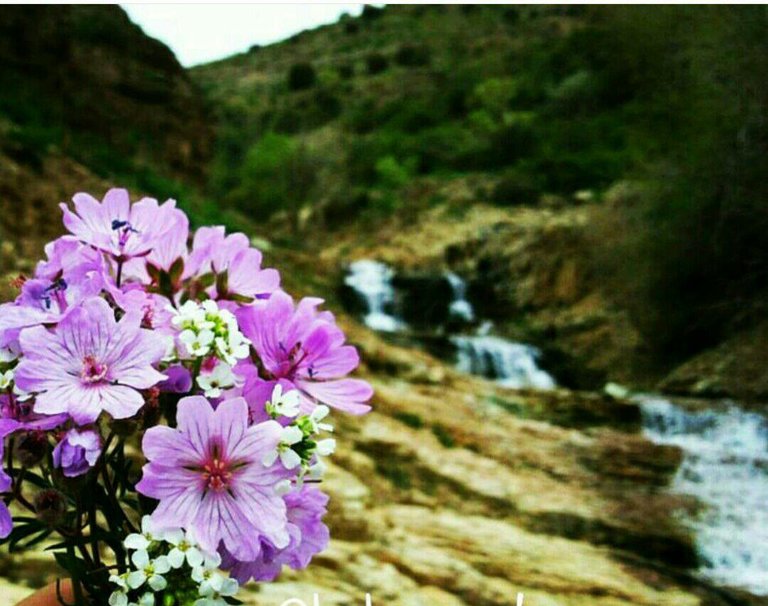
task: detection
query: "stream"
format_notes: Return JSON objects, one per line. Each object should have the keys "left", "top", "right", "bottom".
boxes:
{"left": 344, "top": 259, "right": 556, "bottom": 390}
{"left": 343, "top": 258, "right": 768, "bottom": 596}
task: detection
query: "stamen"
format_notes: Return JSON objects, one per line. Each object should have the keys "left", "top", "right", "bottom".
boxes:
{"left": 80, "top": 355, "right": 108, "bottom": 383}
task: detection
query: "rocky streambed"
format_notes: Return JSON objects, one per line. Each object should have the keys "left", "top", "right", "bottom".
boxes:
{"left": 332, "top": 257, "right": 768, "bottom": 604}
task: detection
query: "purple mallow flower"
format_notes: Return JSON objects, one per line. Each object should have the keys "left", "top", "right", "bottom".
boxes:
{"left": 14, "top": 297, "right": 166, "bottom": 424}
{"left": 222, "top": 485, "right": 330, "bottom": 583}
{"left": 0, "top": 247, "right": 104, "bottom": 348}
{"left": 136, "top": 396, "right": 290, "bottom": 560}
{"left": 60, "top": 188, "right": 181, "bottom": 262}
{"left": 186, "top": 227, "right": 280, "bottom": 302}
{"left": 237, "top": 291, "right": 372, "bottom": 416}
{"left": 157, "top": 364, "right": 193, "bottom": 394}
{"left": 0, "top": 419, "right": 20, "bottom": 538}
{"left": 53, "top": 428, "right": 102, "bottom": 477}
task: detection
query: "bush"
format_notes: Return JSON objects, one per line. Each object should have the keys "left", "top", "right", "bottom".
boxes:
{"left": 365, "top": 52, "right": 389, "bottom": 75}
{"left": 287, "top": 62, "right": 316, "bottom": 91}
{"left": 361, "top": 5, "right": 385, "bottom": 21}
{"left": 234, "top": 133, "right": 316, "bottom": 222}
{"left": 343, "top": 19, "right": 360, "bottom": 34}
{"left": 491, "top": 170, "right": 542, "bottom": 206}
{"left": 337, "top": 63, "right": 354, "bottom": 79}
{"left": 394, "top": 44, "right": 431, "bottom": 67}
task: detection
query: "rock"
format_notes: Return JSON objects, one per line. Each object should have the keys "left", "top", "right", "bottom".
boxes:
{"left": 659, "top": 321, "right": 768, "bottom": 403}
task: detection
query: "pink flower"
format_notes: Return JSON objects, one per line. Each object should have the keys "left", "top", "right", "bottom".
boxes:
{"left": 237, "top": 291, "right": 372, "bottom": 416}
{"left": 14, "top": 297, "right": 166, "bottom": 424}
{"left": 60, "top": 188, "right": 181, "bottom": 262}
{"left": 136, "top": 396, "right": 290, "bottom": 560}
{"left": 221, "top": 486, "right": 330, "bottom": 583}
{"left": 186, "top": 226, "right": 280, "bottom": 302}
{"left": 53, "top": 428, "right": 102, "bottom": 477}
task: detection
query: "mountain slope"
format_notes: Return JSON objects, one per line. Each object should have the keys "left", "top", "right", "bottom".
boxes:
{"left": 0, "top": 5, "right": 212, "bottom": 276}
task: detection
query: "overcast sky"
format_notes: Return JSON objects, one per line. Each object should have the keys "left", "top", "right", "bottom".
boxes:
{"left": 122, "top": 4, "right": 366, "bottom": 67}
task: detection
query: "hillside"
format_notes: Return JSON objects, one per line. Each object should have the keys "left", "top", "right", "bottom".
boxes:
{"left": 192, "top": 5, "right": 768, "bottom": 397}
{"left": 0, "top": 5, "right": 212, "bottom": 278}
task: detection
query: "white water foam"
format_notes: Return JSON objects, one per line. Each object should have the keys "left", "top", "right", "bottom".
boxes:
{"left": 639, "top": 396, "right": 768, "bottom": 595}
{"left": 344, "top": 260, "right": 404, "bottom": 332}
{"left": 445, "top": 271, "right": 475, "bottom": 322}
{"left": 452, "top": 335, "right": 556, "bottom": 390}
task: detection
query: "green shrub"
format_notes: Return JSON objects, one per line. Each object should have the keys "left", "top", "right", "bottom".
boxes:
{"left": 337, "top": 63, "right": 354, "bottom": 79}
{"left": 394, "top": 44, "right": 431, "bottom": 67}
{"left": 365, "top": 52, "right": 389, "bottom": 75}
{"left": 361, "top": 5, "right": 385, "bottom": 21}
{"left": 491, "top": 170, "right": 541, "bottom": 206}
{"left": 287, "top": 62, "right": 316, "bottom": 90}
{"left": 234, "top": 133, "right": 316, "bottom": 222}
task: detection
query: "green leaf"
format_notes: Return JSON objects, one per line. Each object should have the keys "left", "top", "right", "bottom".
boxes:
{"left": 169, "top": 257, "right": 185, "bottom": 286}
{"left": 215, "top": 270, "right": 229, "bottom": 297}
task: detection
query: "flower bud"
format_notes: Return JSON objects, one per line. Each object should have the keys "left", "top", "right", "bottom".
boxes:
{"left": 53, "top": 428, "right": 101, "bottom": 477}
{"left": 14, "top": 431, "right": 48, "bottom": 467}
{"left": 34, "top": 489, "right": 67, "bottom": 526}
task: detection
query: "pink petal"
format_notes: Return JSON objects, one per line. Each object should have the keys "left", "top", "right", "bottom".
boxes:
{"left": 297, "top": 379, "right": 373, "bottom": 415}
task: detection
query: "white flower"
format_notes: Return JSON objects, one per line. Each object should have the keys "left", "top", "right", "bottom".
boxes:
{"left": 109, "top": 573, "right": 129, "bottom": 590}
{"left": 131, "top": 593, "right": 155, "bottom": 606}
{"left": 200, "top": 299, "right": 220, "bottom": 317}
{"left": 165, "top": 528, "right": 205, "bottom": 569}
{"left": 180, "top": 328, "right": 214, "bottom": 357}
{"left": 195, "top": 576, "right": 239, "bottom": 606}
{"left": 315, "top": 438, "right": 336, "bottom": 457}
{"left": 12, "top": 384, "right": 31, "bottom": 402}
{"left": 262, "top": 425, "right": 303, "bottom": 469}
{"left": 124, "top": 516, "right": 161, "bottom": 551}
{"left": 171, "top": 301, "right": 209, "bottom": 330}
{"left": 274, "top": 479, "right": 293, "bottom": 496}
{"left": 308, "top": 405, "right": 334, "bottom": 433}
{"left": 127, "top": 550, "right": 171, "bottom": 591}
{"left": 266, "top": 384, "right": 301, "bottom": 419}
{"left": 307, "top": 458, "right": 327, "bottom": 481}
{"left": 0, "top": 346, "right": 17, "bottom": 363}
{"left": 0, "top": 369, "right": 13, "bottom": 389}
{"left": 196, "top": 362, "right": 238, "bottom": 399}
{"left": 109, "top": 591, "right": 128, "bottom": 606}
{"left": 192, "top": 566, "right": 226, "bottom": 596}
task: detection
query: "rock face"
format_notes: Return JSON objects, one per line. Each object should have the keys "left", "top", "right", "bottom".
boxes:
{"left": 659, "top": 321, "right": 768, "bottom": 403}
{"left": 0, "top": 6, "right": 211, "bottom": 179}
{"left": 327, "top": 203, "right": 647, "bottom": 390}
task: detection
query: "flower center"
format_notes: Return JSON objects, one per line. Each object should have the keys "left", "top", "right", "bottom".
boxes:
{"left": 81, "top": 355, "right": 108, "bottom": 383}
{"left": 111, "top": 219, "right": 139, "bottom": 248}
{"left": 202, "top": 457, "right": 232, "bottom": 492}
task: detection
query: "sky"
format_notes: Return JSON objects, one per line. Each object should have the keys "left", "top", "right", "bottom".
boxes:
{"left": 121, "top": 4, "right": 366, "bottom": 67}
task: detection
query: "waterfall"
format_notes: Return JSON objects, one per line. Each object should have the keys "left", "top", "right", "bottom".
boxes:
{"left": 445, "top": 272, "right": 475, "bottom": 322}
{"left": 452, "top": 335, "right": 556, "bottom": 390}
{"left": 344, "top": 260, "right": 404, "bottom": 332}
{"left": 639, "top": 396, "right": 768, "bottom": 595}
{"left": 343, "top": 260, "right": 556, "bottom": 390}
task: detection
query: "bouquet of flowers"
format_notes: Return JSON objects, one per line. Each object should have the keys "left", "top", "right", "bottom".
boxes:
{"left": 0, "top": 189, "right": 372, "bottom": 605}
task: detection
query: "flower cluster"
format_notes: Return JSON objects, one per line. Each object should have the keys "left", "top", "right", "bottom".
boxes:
{"left": 0, "top": 189, "right": 371, "bottom": 605}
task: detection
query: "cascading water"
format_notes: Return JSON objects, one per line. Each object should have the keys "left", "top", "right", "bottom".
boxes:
{"left": 639, "top": 396, "right": 768, "bottom": 595}
{"left": 451, "top": 334, "right": 556, "bottom": 390}
{"left": 344, "top": 260, "right": 404, "bottom": 332}
{"left": 343, "top": 260, "right": 556, "bottom": 390}
{"left": 445, "top": 271, "right": 475, "bottom": 322}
